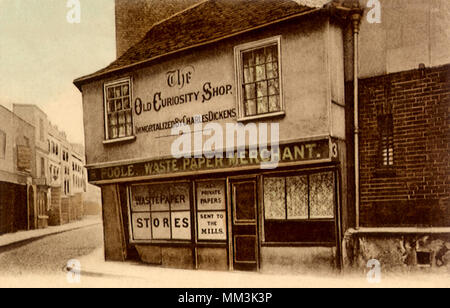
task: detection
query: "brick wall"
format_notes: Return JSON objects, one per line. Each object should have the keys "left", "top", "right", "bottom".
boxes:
{"left": 115, "top": 0, "right": 202, "bottom": 58}
{"left": 358, "top": 64, "right": 450, "bottom": 227}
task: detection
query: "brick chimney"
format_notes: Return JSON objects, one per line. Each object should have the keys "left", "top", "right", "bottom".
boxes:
{"left": 115, "top": 0, "right": 204, "bottom": 58}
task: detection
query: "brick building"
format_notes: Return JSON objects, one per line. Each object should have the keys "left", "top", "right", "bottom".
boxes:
{"left": 74, "top": 0, "right": 449, "bottom": 273}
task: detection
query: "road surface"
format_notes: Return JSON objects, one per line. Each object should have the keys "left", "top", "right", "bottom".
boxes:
{"left": 0, "top": 224, "right": 103, "bottom": 276}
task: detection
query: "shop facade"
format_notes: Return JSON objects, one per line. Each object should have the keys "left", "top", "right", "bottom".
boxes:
{"left": 75, "top": 1, "right": 350, "bottom": 272}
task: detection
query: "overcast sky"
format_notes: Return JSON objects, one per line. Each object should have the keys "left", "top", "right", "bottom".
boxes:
{"left": 0, "top": 0, "right": 116, "bottom": 144}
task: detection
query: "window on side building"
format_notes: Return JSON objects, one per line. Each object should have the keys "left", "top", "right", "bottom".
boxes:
{"left": 103, "top": 78, "right": 133, "bottom": 141}
{"left": 235, "top": 36, "right": 284, "bottom": 121}
{"left": 378, "top": 113, "right": 394, "bottom": 167}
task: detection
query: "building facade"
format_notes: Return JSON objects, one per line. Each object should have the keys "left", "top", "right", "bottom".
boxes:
{"left": 12, "top": 104, "right": 89, "bottom": 228}
{"left": 0, "top": 105, "right": 36, "bottom": 234}
{"left": 74, "top": 0, "right": 449, "bottom": 273}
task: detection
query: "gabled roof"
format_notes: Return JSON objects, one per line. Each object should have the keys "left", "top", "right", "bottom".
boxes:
{"left": 74, "top": 0, "right": 329, "bottom": 89}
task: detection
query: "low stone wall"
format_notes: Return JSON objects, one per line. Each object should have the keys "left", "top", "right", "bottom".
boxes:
{"left": 342, "top": 229, "right": 450, "bottom": 273}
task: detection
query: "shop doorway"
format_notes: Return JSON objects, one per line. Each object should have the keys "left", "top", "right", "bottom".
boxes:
{"left": 229, "top": 179, "right": 259, "bottom": 271}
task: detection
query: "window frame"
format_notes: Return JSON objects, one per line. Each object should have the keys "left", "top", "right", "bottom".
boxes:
{"left": 234, "top": 36, "right": 285, "bottom": 122}
{"left": 195, "top": 179, "right": 228, "bottom": 243}
{"left": 127, "top": 180, "right": 193, "bottom": 244}
{"left": 103, "top": 77, "right": 136, "bottom": 144}
{"left": 262, "top": 170, "right": 336, "bottom": 222}
{"left": 378, "top": 113, "right": 394, "bottom": 168}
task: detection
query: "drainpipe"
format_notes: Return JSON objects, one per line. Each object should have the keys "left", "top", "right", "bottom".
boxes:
{"left": 351, "top": 11, "right": 363, "bottom": 230}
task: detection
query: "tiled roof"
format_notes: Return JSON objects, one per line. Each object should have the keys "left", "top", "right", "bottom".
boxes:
{"left": 74, "top": 0, "right": 327, "bottom": 88}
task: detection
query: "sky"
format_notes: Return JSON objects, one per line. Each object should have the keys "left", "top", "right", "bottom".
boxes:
{"left": 0, "top": 0, "right": 116, "bottom": 144}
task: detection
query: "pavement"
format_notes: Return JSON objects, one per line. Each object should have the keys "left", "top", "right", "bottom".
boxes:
{"left": 71, "top": 248, "right": 450, "bottom": 288}
{"left": 0, "top": 215, "right": 102, "bottom": 250}
{"left": 1, "top": 217, "right": 449, "bottom": 288}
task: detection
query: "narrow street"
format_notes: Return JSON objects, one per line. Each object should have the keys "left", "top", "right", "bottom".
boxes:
{"left": 0, "top": 224, "right": 103, "bottom": 276}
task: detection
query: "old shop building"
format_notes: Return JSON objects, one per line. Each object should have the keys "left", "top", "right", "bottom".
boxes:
{"left": 74, "top": 0, "right": 450, "bottom": 272}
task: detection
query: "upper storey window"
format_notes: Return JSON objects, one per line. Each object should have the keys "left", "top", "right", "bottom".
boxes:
{"left": 235, "top": 36, "right": 284, "bottom": 121}
{"left": 103, "top": 78, "right": 134, "bottom": 142}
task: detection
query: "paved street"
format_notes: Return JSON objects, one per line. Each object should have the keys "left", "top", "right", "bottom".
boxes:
{"left": 0, "top": 224, "right": 103, "bottom": 276}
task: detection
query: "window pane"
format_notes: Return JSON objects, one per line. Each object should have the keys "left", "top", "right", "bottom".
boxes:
{"left": 286, "top": 176, "right": 308, "bottom": 219}
{"left": 114, "top": 86, "right": 122, "bottom": 98}
{"left": 171, "top": 211, "right": 191, "bottom": 240}
{"left": 244, "top": 84, "right": 256, "bottom": 99}
{"left": 267, "top": 62, "right": 279, "bottom": 79}
{"left": 122, "top": 84, "right": 129, "bottom": 96}
{"left": 310, "top": 172, "right": 334, "bottom": 218}
{"left": 131, "top": 185, "right": 150, "bottom": 212}
{"left": 108, "top": 88, "right": 115, "bottom": 99}
{"left": 243, "top": 51, "right": 255, "bottom": 67}
{"left": 264, "top": 177, "right": 285, "bottom": 219}
{"left": 116, "top": 99, "right": 123, "bottom": 111}
{"left": 257, "top": 97, "right": 268, "bottom": 114}
{"left": 245, "top": 99, "right": 257, "bottom": 116}
{"left": 255, "top": 49, "right": 265, "bottom": 65}
{"left": 269, "top": 96, "right": 280, "bottom": 113}
{"left": 244, "top": 67, "right": 254, "bottom": 83}
{"left": 267, "top": 45, "right": 278, "bottom": 62}
{"left": 170, "top": 183, "right": 190, "bottom": 211}
{"left": 124, "top": 97, "right": 131, "bottom": 109}
{"left": 152, "top": 212, "right": 171, "bottom": 239}
{"left": 131, "top": 213, "right": 152, "bottom": 240}
{"left": 268, "top": 79, "right": 279, "bottom": 95}
{"left": 256, "top": 81, "right": 267, "bottom": 97}
{"left": 255, "top": 65, "right": 266, "bottom": 81}
{"left": 196, "top": 181, "right": 226, "bottom": 211}
{"left": 149, "top": 184, "right": 170, "bottom": 212}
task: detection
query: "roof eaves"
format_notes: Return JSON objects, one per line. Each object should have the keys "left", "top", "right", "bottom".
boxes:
{"left": 74, "top": 5, "right": 324, "bottom": 91}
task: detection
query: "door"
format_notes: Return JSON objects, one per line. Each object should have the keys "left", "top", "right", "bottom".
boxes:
{"left": 230, "top": 179, "right": 259, "bottom": 271}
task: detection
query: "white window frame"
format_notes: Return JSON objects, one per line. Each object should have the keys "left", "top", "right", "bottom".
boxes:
{"left": 103, "top": 77, "right": 136, "bottom": 144}
{"left": 234, "top": 36, "right": 285, "bottom": 122}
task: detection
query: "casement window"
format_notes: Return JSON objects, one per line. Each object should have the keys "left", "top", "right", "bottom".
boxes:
{"left": 0, "top": 130, "right": 6, "bottom": 159}
{"left": 235, "top": 36, "right": 284, "bottom": 121}
{"left": 378, "top": 114, "right": 394, "bottom": 167}
{"left": 264, "top": 171, "right": 335, "bottom": 220}
{"left": 104, "top": 78, "right": 134, "bottom": 142}
{"left": 129, "top": 182, "right": 192, "bottom": 242}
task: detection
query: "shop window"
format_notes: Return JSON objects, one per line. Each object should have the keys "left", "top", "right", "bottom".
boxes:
{"left": 129, "top": 182, "right": 191, "bottom": 242}
{"left": 104, "top": 78, "right": 133, "bottom": 141}
{"left": 196, "top": 180, "right": 227, "bottom": 241}
{"left": 263, "top": 171, "right": 336, "bottom": 244}
{"left": 235, "top": 36, "right": 283, "bottom": 120}
{"left": 0, "top": 130, "right": 6, "bottom": 159}
{"left": 264, "top": 171, "right": 335, "bottom": 220}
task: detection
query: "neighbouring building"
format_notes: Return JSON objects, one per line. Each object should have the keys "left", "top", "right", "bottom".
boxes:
{"left": 13, "top": 104, "right": 89, "bottom": 228}
{"left": 0, "top": 105, "right": 36, "bottom": 233}
{"left": 74, "top": 0, "right": 449, "bottom": 273}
